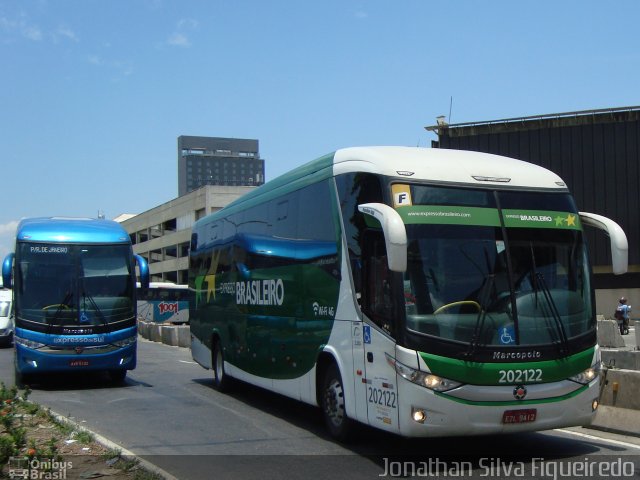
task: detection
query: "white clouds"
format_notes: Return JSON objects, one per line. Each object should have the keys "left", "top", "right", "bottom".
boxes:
{"left": 0, "top": 14, "right": 42, "bottom": 41}
{"left": 86, "top": 54, "right": 134, "bottom": 77}
{"left": 22, "top": 25, "right": 42, "bottom": 41}
{"left": 177, "top": 18, "right": 198, "bottom": 30}
{"left": 167, "top": 32, "right": 190, "bottom": 47}
{"left": 166, "top": 18, "right": 198, "bottom": 48}
{"left": 0, "top": 14, "right": 79, "bottom": 44}
{"left": 0, "top": 220, "right": 19, "bottom": 260}
{"left": 0, "top": 220, "right": 19, "bottom": 237}
{"left": 54, "top": 26, "right": 79, "bottom": 43}
{"left": 88, "top": 54, "right": 102, "bottom": 66}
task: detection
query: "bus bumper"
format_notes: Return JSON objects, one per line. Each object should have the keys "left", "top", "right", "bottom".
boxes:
{"left": 15, "top": 343, "right": 137, "bottom": 374}
{"left": 397, "top": 378, "right": 599, "bottom": 437}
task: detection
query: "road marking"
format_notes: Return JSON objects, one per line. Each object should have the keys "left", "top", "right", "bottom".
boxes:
{"left": 179, "top": 360, "right": 198, "bottom": 365}
{"left": 555, "top": 428, "right": 640, "bottom": 450}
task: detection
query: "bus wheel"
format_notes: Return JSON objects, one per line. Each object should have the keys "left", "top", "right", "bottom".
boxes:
{"left": 14, "top": 366, "right": 30, "bottom": 389}
{"left": 212, "top": 340, "right": 232, "bottom": 392}
{"left": 322, "top": 363, "right": 353, "bottom": 441}
{"left": 108, "top": 369, "right": 127, "bottom": 384}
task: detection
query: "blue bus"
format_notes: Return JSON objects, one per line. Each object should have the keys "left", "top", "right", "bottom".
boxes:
{"left": 2, "top": 217, "right": 149, "bottom": 385}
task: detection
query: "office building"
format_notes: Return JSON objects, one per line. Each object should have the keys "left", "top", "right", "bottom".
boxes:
{"left": 178, "top": 136, "right": 265, "bottom": 196}
{"left": 118, "top": 185, "right": 255, "bottom": 284}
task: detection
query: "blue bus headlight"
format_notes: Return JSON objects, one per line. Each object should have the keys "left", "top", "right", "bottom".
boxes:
{"left": 15, "top": 336, "right": 45, "bottom": 349}
{"left": 112, "top": 335, "right": 137, "bottom": 348}
{"left": 387, "top": 354, "right": 462, "bottom": 392}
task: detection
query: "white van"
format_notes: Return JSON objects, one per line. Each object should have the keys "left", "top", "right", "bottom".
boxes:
{"left": 0, "top": 289, "right": 13, "bottom": 347}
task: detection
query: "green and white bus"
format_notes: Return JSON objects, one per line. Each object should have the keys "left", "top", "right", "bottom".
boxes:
{"left": 189, "top": 147, "right": 628, "bottom": 439}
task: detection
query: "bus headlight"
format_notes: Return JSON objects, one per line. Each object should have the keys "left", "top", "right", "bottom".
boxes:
{"left": 14, "top": 336, "right": 45, "bottom": 349}
{"left": 113, "top": 335, "right": 137, "bottom": 348}
{"left": 569, "top": 363, "right": 600, "bottom": 385}
{"left": 387, "top": 354, "right": 462, "bottom": 392}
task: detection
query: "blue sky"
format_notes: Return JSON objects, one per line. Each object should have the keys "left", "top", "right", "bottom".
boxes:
{"left": 1, "top": 0, "right": 639, "bottom": 258}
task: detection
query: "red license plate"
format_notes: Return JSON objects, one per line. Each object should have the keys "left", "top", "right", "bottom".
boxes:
{"left": 502, "top": 408, "right": 537, "bottom": 424}
{"left": 69, "top": 360, "right": 90, "bottom": 367}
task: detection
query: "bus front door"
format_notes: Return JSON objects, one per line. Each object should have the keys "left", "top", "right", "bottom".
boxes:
{"left": 361, "top": 234, "right": 400, "bottom": 433}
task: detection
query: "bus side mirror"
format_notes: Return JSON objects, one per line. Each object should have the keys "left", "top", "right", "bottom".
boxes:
{"left": 2, "top": 253, "right": 14, "bottom": 289}
{"left": 358, "top": 203, "right": 407, "bottom": 272}
{"left": 135, "top": 255, "right": 150, "bottom": 289}
{"left": 579, "top": 212, "right": 628, "bottom": 275}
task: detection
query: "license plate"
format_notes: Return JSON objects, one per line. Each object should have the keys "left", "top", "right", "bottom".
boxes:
{"left": 69, "top": 360, "right": 90, "bottom": 367}
{"left": 502, "top": 408, "right": 537, "bottom": 424}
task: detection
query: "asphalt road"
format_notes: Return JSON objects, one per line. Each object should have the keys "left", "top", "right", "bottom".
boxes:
{"left": 1, "top": 339, "right": 639, "bottom": 479}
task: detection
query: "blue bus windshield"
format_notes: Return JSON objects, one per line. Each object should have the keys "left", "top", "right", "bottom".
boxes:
{"left": 16, "top": 243, "right": 134, "bottom": 326}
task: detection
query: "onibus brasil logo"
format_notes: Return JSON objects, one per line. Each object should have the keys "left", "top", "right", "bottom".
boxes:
{"left": 8, "top": 457, "right": 73, "bottom": 479}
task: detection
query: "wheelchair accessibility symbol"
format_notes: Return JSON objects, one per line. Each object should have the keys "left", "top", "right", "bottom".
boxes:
{"left": 363, "top": 325, "right": 372, "bottom": 344}
{"left": 499, "top": 326, "right": 515, "bottom": 345}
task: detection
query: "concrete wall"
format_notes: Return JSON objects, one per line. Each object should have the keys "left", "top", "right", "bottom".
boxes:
{"left": 138, "top": 321, "right": 190, "bottom": 348}
{"left": 596, "top": 288, "right": 639, "bottom": 321}
{"left": 597, "top": 318, "right": 626, "bottom": 348}
{"left": 600, "top": 368, "right": 640, "bottom": 410}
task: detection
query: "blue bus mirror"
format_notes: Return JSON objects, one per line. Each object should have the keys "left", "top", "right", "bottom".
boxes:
{"left": 135, "top": 254, "right": 150, "bottom": 288}
{"left": 2, "top": 253, "right": 14, "bottom": 289}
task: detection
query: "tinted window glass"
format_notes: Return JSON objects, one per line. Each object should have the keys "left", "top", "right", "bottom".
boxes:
{"left": 298, "top": 180, "right": 337, "bottom": 242}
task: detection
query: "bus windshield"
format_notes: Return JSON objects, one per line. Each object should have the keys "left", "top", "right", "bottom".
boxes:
{"left": 402, "top": 186, "right": 592, "bottom": 347}
{"left": 16, "top": 243, "right": 134, "bottom": 326}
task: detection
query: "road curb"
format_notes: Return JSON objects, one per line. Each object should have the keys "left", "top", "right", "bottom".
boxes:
{"left": 49, "top": 410, "right": 179, "bottom": 480}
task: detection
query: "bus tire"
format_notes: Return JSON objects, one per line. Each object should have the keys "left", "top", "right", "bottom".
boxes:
{"left": 212, "top": 340, "right": 232, "bottom": 392}
{"left": 14, "top": 366, "right": 30, "bottom": 389}
{"left": 322, "top": 363, "right": 353, "bottom": 442}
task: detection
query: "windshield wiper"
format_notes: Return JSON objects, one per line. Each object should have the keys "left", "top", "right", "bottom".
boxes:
{"left": 46, "top": 291, "right": 74, "bottom": 333}
{"left": 528, "top": 244, "right": 569, "bottom": 354}
{"left": 465, "top": 273, "right": 495, "bottom": 359}
{"left": 534, "top": 272, "right": 569, "bottom": 354}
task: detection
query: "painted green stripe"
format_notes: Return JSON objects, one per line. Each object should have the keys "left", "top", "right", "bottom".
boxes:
{"left": 502, "top": 210, "right": 581, "bottom": 230}
{"left": 397, "top": 206, "right": 501, "bottom": 226}
{"left": 436, "top": 384, "right": 589, "bottom": 407}
{"left": 419, "top": 347, "right": 594, "bottom": 385}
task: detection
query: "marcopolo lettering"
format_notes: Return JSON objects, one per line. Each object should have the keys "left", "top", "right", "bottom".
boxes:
{"left": 492, "top": 350, "right": 542, "bottom": 360}
{"left": 236, "top": 279, "right": 284, "bottom": 306}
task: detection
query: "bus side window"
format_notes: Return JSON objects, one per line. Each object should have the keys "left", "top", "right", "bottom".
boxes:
{"left": 361, "top": 231, "right": 395, "bottom": 335}
{"left": 335, "top": 172, "right": 384, "bottom": 303}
